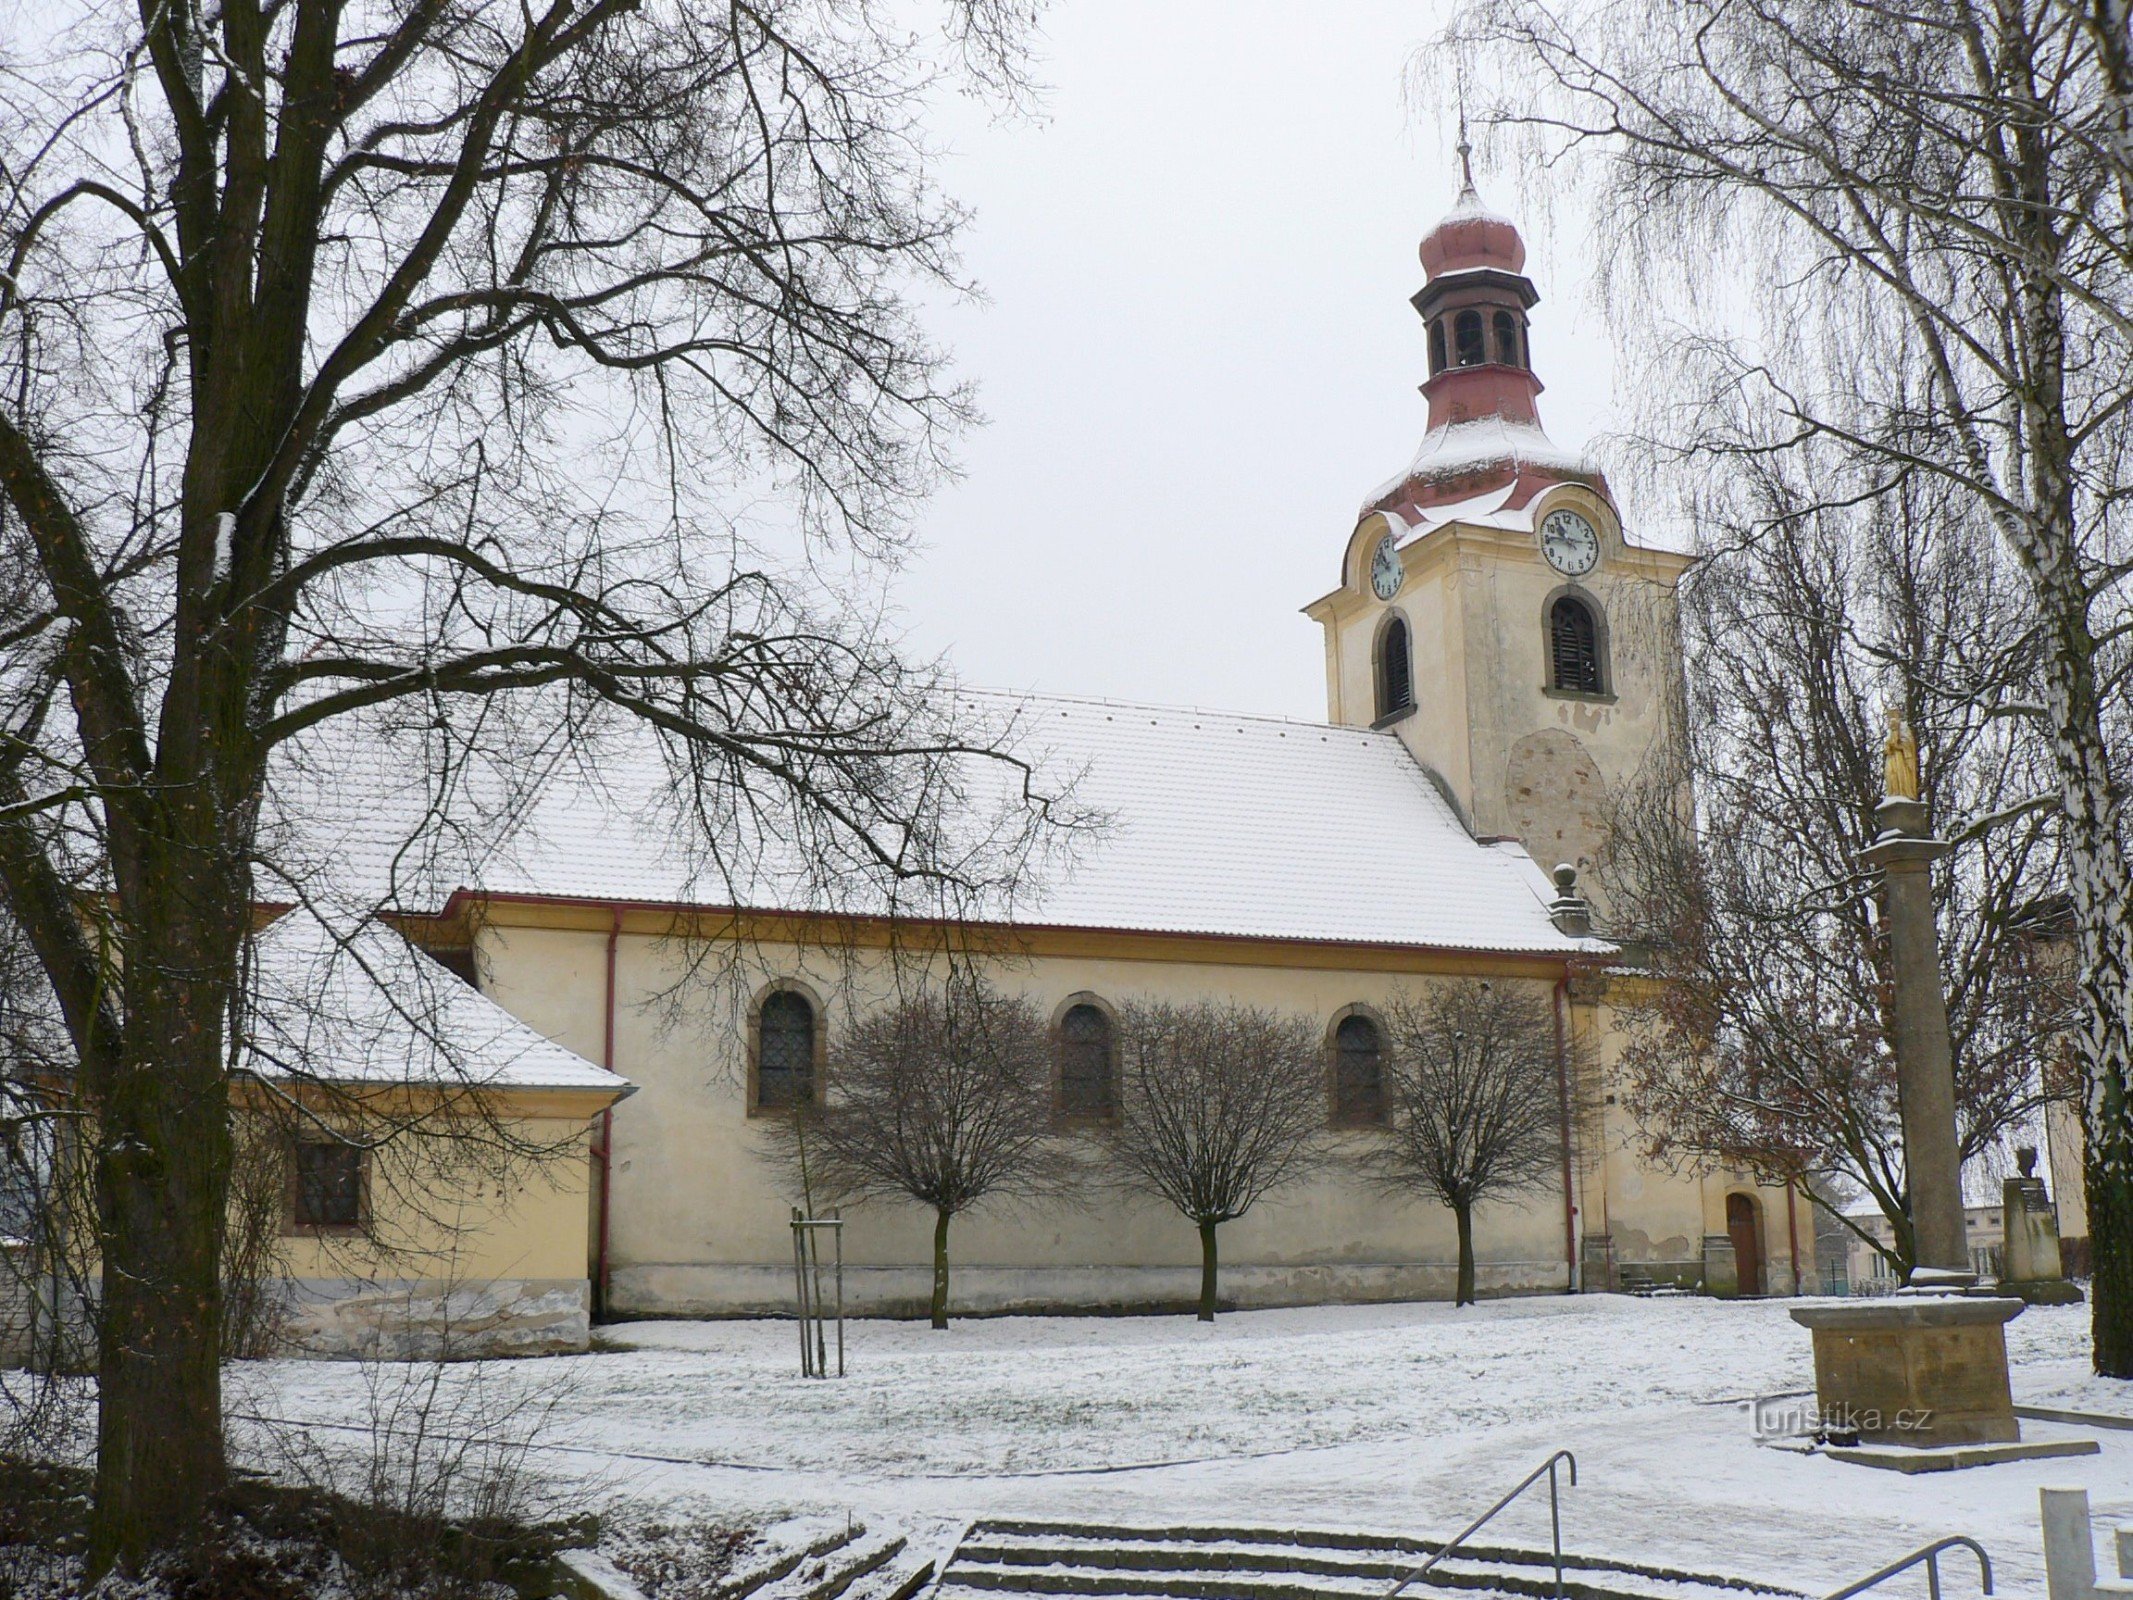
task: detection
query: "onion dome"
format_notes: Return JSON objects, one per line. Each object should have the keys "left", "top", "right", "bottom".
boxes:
{"left": 1419, "top": 150, "right": 1526, "bottom": 277}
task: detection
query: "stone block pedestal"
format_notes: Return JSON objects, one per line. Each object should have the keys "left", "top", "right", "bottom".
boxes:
{"left": 1789, "top": 1295, "right": 2024, "bottom": 1446}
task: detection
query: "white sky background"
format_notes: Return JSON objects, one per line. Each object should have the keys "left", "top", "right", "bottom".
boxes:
{"left": 890, "top": 1, "right": 1621, "bottom": 721}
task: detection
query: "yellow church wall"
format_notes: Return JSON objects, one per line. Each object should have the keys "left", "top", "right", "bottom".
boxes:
{"left": 1, "top": 1090, "right": 609, "bottom": 1361}
{"left": 1313, "top": 493, "right": 1691, "bottom": 901}
{"left": 1569, "top": 992, "right": 1811, "bottom": 1295}
{"left": 270, "top": 1111, "right": 596, "bottom": 1286}
{"left": 468, "top": 913, "right": 1770, "bottom": 1316}
{"left": 261, "top": 1102, "right": 605, "bottom": 1357}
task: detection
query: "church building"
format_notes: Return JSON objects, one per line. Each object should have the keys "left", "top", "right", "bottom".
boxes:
{"left": 250, "top": 171, "right": 1806, "bottom": 1352}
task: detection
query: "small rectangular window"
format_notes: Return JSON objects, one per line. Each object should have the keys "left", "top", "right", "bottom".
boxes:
{"left": 291, "top": 1140, "right": 365, "bottom": 1230}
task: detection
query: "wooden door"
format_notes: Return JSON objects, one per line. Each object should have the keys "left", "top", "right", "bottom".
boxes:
{"left": 1727, "top": 1192, "right": 1764, "bottom": 1296}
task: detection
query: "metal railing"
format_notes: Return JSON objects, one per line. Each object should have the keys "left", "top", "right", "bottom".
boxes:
{"left": 1386, "top": 1450, "right": 1577, "bottom": 1600}
{"left": 1825, "top": 1537, "right": 1992, "bottom": 1600}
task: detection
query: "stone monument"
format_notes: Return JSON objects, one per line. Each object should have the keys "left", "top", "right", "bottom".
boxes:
{"left": 1788, "top": 710, "right": 2091, "bottom": 1465}
{"left": 2003, "top": 1146, "right": 2084, "bottom": 1305}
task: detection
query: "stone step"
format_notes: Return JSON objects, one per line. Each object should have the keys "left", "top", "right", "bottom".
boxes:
{"left": 954, "top": 1537, "right": 1671, "bottom": 1585}
{"left": 721, "top": 1522, "right": 873, "bottom": 1600}
{"left": 938, "top": 1522, "right": 1794, "bottom": 1600}
{"left": 801, "top": 1535, "right": 912, "bottom": 1600}
{"left": 940, "top": 1559, "right": 1723, "bottom": 1600}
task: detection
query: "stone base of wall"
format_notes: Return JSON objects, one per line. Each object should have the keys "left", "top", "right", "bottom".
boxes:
{"left": 277, "top": 1277, "right": 591, "bottom": 1359}
{"left": 607, "top": 1259, "right": 1573, "bottom": 1319}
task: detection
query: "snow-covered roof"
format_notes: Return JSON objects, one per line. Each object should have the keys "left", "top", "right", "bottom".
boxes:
{"left": 246, "top": 910, "right": 626, "bottom": 1095}
{"left": 280, "top": 693, "right": 1599, "bottom": 958}
{"left": 1364, "top": 417, "right": 1590, "bottom": 513}
{"left": 986, "top": 695, "right": 1594, "bottom": 953}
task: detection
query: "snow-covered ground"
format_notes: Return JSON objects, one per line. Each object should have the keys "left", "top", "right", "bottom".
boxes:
{"left": 228, "top": 1296, "right": 2130, "bottom": 1596}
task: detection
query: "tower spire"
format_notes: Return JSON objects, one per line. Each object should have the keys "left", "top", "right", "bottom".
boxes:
{"left": 1455, "top": 79, "right": 1477, "bottom": 201}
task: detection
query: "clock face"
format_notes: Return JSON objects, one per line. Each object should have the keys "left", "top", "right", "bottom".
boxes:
{"left": 1540, "top": 508, "right": 1600, "bottom": 577}
{"left": 1369, "top": 532, "right": 1404, "bottom": 600}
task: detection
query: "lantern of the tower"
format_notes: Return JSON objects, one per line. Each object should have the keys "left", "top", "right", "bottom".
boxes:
{"left": 1361, "top": 158, "right": 1608, "bottom": 526}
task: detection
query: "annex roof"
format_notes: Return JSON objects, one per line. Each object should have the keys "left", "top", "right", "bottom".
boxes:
{"left": 280, "top": 692, "right": 1601, "bottom": 958}
{"left": 247, "top": 910, "right": 627, "bottom": 1095}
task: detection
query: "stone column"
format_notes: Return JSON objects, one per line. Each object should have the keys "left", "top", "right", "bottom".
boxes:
{"left": 1857, "top": 794, "right": 1971, "bottom": 1278}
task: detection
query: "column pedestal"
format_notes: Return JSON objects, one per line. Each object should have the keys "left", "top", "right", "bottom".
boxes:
{"left": 1788, "top": 1296, "right": 2023, "bottom": 1445}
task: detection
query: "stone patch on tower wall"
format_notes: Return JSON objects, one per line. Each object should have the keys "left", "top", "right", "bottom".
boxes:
{"left": 1503, "top": 729, "right": 1609, "bottom": 880}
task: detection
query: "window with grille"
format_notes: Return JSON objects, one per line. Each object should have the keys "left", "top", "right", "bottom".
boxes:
{"left": 1057, "top": 1003, "right": 1116, "bottom": 1118}
{"left": 1333, "top": 1015, "right": 1386, "bottom": 1125}
{"left": 291, "top": 1140, "right": 364, "bottom": 1230}
{"left": 1550, "top": 596, "right": 1602, "bottom": 693}
{"left": 756, "top": 990, "right": 817, "bottom": 1110}
{"left": 1454, "top": 310, "right": 1486, "bottom": 367}
{"left": 1376, "top": 616, "right": 1413, "bottom": 720}
{"left": 1493, "top": 310, "right": 1523, "bottom": 368}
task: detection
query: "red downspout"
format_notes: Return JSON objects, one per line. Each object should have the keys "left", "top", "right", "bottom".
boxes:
{"left": 594, "top": 906, "right": 622, "bottom": 1319}
{"left": 1786, "top": 1182, "right": 1802, "bottom": 1296}
{"left": 1554, "top": 973, "right": 1579, "bottom": 1293}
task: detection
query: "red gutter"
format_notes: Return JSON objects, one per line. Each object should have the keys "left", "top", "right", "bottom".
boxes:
{"left": 431, "top": 886, "right": 1584, "bottom": 967}
{"left": 594, "top": 906, "right": 622, "bottom": 1320}
{"left": 1554, "top": 972, "right": 1579, "bottom": 1293}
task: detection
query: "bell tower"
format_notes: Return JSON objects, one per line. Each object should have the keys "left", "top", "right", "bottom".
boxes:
{"left": 1303, "top": 156, "right": 1690, "bottom": 905}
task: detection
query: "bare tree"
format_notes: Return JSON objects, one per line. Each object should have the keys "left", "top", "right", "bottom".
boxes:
{"left": 1465, "top": 0, "right": 2133, "bottom": 1375}
{"left": 1106, "top": 1000, "right": 1325, "bottom": 1323}
{"left": 0, "top": 0, "right": 1060, "bottom": 1566}
{"left": 1603, "top": 455, "right": 2069, "bottom": 1280}
{"left": 1366, "top": 984, "right": 1564, "bottom": 1307}
{"left": 774, "top": 974, "right": 1070, "bottom": 1329}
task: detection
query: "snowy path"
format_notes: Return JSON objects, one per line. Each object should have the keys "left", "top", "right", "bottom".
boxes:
{"left": 229, "top": 1296, "right": 2130, "bottom": 1597}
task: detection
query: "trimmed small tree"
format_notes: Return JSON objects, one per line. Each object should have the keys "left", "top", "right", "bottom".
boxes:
{"left": 1371, "top": 983, "right": 1566, "bottom": 1307}
{"left": 1107, "top": 1000, "right": 1326, "bottom": 1321}
{"left": 776, "top": 975, "right": 1069, "bottom": 1328}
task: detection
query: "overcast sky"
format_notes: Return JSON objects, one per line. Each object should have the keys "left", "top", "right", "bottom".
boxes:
{"left": 885, "top": 1, "right": 1621, "bottom": 721}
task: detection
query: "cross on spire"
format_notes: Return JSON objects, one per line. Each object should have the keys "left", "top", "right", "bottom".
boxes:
{"left": 1455, "top": 67, "right": 1478, "bottom": 200}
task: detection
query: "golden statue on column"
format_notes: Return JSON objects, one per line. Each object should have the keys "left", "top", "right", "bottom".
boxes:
{"left": 1882, "top": 706, "right": 1920, "bottom": 801}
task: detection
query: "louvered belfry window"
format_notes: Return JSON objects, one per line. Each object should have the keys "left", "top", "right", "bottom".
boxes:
{"left": 1550, "top": 596, "right": 1602, "bottom": 693}
{"left": 1058, "top": 1003, "right": 1116, "bottom": 1117}
{"left": 1454, "top": 309, "right": 1486, "bottom": 367}
{"left": 756, "top": 990, "right": 816, "bottom": 1109}
{"left": 1377, "top": 616, "right": 1413, "bottom": 719}
{"left": 1333, "top": 1015, "right": 1386, "bottom": 1125}
{"left": 1493, "top": 310, "right": 1523, "bottom": 368}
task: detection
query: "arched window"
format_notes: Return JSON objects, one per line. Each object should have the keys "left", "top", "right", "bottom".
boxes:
{"left": 1454, "top": 309, "right": 1486, "bottom": 367}
{"left": 1057, "top": 1002, "right": 1116, "bottom": 1118}
{"left": 1428, "top": 320, "right": 1448, "bottom": 376}
{"left": 755, "top": 989, "right": 816, "bottom": 1111}
{"left": 1333, "top": 1014, "right": 1386, "bottom": 1125}
{"left": 1375, "top": 615, "right": 1413, "bottom": 720}
{"left": 1493, "top": 310, "right": 1522, "bottom": 368}
{"left": 1549, "top": 595, "right": 1603, "bottom": 694}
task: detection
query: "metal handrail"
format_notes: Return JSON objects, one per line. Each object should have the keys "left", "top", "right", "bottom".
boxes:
{"left": 1387, "top": 1450, "right": 1578, "bottom": 1600}
{"left": 1825, "top": 1536, "right": 1992, "bottom": 1600}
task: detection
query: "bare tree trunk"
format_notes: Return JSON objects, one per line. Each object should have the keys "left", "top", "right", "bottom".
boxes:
{"left": 1197, "top": 1218, "right": 1219, "bottom": 1322}
{"left": 931, "top": 1207, "right": 951, "bottom": 1330}
{"left": 89, "top": 919, "right": 235, "bottom": 1570}
{"left": 2003, "top": 396, "right": 2133, "bottom": 1372}
{"left": 1454, "top": 1202, "right": 1477, "bottom": 1308}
